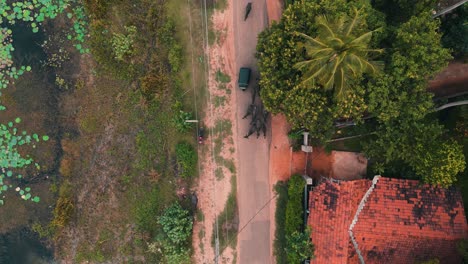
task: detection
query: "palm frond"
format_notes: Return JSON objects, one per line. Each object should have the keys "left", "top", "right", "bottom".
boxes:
{"left": 334, "top": 68, "right": 345, "bottom": 99}
{"left": 345, "top": 8, "right": 360, "bottom": 37}
{"left": 316, "top": 16, "right": 336, "bottom": 39}
{"left": 295, "top": 32, "right": 329, "bottom": 48}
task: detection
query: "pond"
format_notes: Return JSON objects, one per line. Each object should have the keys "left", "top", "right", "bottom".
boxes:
{"left": 0, "top": 22, "right": 59, "bottom": 263}
{"left": 0, "top": 228, "right": 53, "bottom": 264}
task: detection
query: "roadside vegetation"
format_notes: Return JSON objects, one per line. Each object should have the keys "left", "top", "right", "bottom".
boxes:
{"left": 257, "top": 0, "right": 466, "bottom": 187}
{"left": 274, "top": 175, "right": 315, "bottom": 264}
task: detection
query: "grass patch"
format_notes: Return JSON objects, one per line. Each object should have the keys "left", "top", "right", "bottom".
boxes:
{"left": 215, "top": 69, "right": 231, "bottom": 83}
{"left": 134, "top": 181, "right": 176, "bottom": 236}
{"left": 79, "top": 114, "right": 100, "bottom": 134}
{"left": 214, "top": 119, "right": 232, "bottom": 137}
{"left": 75, "top": 242, "right": 107, "bottom": 263}
{"left": 224, "top": 158, "right": 236, "bottom": 174}
{"left": 214, "top": 95, "right": 226, "bottom": 108}
{"left": 212, "top": 176, "right": 238, "bottom": 251}
{"left": 175, "top": 141, "right": 198, "bottom": 178}
{"left": 196, "top": 209, "right": 205, "bottom": 222}
{"left": 208, "top": 28, "right": 220, "bottom": 46}
{"left": 215, "top": 167, "right": 224, "bottom": 180}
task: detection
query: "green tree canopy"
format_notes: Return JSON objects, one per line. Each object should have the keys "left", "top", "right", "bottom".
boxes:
{"left": 257, "top": 0, "right": 384, "bottom": 142}
{"left": 362, "top": 12, "right": 464, "bottom": 186}
{"left": 294, "top": 8, "right": 383, "bottom": 99}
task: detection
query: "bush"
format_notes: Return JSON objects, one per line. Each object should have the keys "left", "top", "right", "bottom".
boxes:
{"left": 112, "top": 26, "right": 137, "bottom": 61}
{"left": 286, "top": 228, "right": 315, "bottom": 263}
{"left": 175, "top": 142, "right": 197, "bottom": 178}
{"left": 285, "top": 174, "right": 304, "bottom": 235}
{"left": 51, "top": 196, "right": 74, "bottom": 228}
{"left": 274, "top": 181, "right": 288, "bottom": 264}
{"left": 172, "top": 101, "right": 194, "bottom": 133}
{"left": 158, "top": 203, "right": 193, "bottom": 246}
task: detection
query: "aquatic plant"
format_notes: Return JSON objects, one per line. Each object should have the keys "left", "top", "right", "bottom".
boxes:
{"left": 66, "top": 5, "right": 89, "bottom": 54}
{"left": 0, "top": 118, "right": 48, "bottom": 205}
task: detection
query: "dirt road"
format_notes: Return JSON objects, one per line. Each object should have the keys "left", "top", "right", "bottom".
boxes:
{"left": 233, "top": 0, "right": 273, "bottom": 263}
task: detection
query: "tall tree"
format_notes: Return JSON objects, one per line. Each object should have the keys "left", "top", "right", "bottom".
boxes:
{"left": 294, "top": 8, "right": 383, "bottom": 99}
{"left": 256, "top": 0, "right": 384, "bottom": 142}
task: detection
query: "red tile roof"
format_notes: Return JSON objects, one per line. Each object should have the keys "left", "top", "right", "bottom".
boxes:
{"left": 308, "top": 177, "right": 468, "bottom": 264}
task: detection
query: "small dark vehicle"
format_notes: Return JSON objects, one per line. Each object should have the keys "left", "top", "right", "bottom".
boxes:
{"left": 244, "top": 2, "right": 252, "bottom": 21}
{"left": 238, "top": 67, "right": 251, "bottom": 91}
{"left": 198, "top": 127, "right": 204, "bottom": 144}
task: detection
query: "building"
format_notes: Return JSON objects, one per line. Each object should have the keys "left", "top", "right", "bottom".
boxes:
{"left": 308, "top": 176, "right": 468, "bottom": 264}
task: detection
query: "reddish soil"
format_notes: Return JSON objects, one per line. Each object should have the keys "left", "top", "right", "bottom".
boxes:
{"left": 269, "top": 114, "right": 367, "bottom": 183}
{"left": 192, "top": 2, "right": 238, "bottom": 264}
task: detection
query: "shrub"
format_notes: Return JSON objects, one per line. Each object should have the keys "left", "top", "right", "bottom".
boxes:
{"left": 172, "top": 101, "right": 193, "bottom": 133}
{"left": 51, "top": 196, "right": 74, "bottom": 228}
{"left": 285, "top": 174, "right": 304, "bottom": 235}
{"left": 158, "top": 203, "right": 193, "bottom": 246}
{"left": 112, "top": 26, "right": 137, "bottom": 61}
{"left": 286, "top": 228, "right": 315, "bottom": 263}
{"left": 274, "top": 181, "right": 288, "bottom": 264}
{"left": 175, "top": 142, "right": 197, "bottom": 178}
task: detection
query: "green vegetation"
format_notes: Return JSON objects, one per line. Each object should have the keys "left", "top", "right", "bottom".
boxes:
{"left": 175, "top": 141, "right": 197, "bottom": 178}
{"left": 440, "top": 3, "right": 468, "bottom": 59}
{"left": 294, "top": 8, "right": 383, "bottom": 99}
{"left": 215, "top": 69, "right": 231, "bottom": 83}
{"left": 141, "top": 202, "right": 193, "bottom": 264}
{"left": 287, "top": 228, "right": 315, "bottom": 263}
{"left": 285, "top": 175, "right": 304, "bottom": 236}
{"left": 457, "top": 239, "right": 468, "bottom": 263}
{"left": 273, "top": 175, "right": 315, "bottom": 263}
{"left": 273, "top": 181, "right": 288, "bottom": 264}
{"left": 173, "top": 100, "right": 194, "bottom": 133}
{"left": 0, "top": 118, "right": 47, "bottom": 205}
{"left": 111, "top": 25, "right": 137, "bottom": 61}
{"left": 257, "top": 0, "right": 466, "bottom": 186}
{"left": 158, "top": 203, "right": 193, "bottom": 245}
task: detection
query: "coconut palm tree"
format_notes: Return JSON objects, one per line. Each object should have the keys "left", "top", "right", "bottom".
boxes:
{"left": 294, "top": 8, "right": 383, "bottom": 99}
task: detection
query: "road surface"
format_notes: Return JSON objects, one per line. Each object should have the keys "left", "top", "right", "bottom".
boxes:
{"left": 233, "top": 0, "right": 272, "bottom": 263}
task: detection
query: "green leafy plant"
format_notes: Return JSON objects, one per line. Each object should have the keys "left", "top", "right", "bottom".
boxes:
{"left": 66, "top": 5, "right": 90, "bottom": 54}
{"left": 285, "top": 174, "right": 304, "bottom": 235}
{"left": 172, "top": 101, "right": 193, "bottom": 133}
{"left": 273, "top": 181, "right": 288, "bottom": 264}
{"left": 0, "top": 118, "right": 48, "bottom": 205}
{"left": 112, "top": 25, "right": 137, "bottom": 61}
{"left": 286, "top": 228, "right": 315, "bottom": 263}
{"left": 158, "top": 202, "right": 192, "bottom": 246}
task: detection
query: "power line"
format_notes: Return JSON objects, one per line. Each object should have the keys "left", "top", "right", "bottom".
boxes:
{"left": 213, "top": 193, "right": 279, "bottom": 262}
{"left": 200, "top": 0, "right": 221, "bottom": 261}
